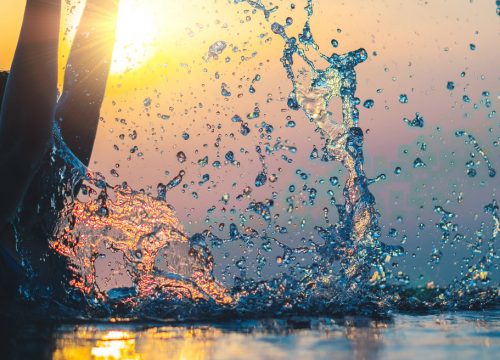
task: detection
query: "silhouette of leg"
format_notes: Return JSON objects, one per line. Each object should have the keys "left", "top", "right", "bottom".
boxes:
{"left": 0, "top": 0, "right": 60, "bottom": 238}
{"left": 0, "top": 1, "right": 60, "bottom": 299}
{"left": 14, "top": 0, "right": 120, "bottom": 300}
{"left": 56, "top": 0, "right": 119, "bottom": 166}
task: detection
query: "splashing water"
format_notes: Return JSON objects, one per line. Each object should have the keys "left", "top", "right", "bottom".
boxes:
{"left": 12, "top": 0, "right": 498, "bottom": 319}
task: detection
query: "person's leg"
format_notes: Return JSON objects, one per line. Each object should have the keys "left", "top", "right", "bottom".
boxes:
{"left": 0, "top": 72, "right": 8, "bottom": 104}
{"left": 0, "top": 0, "right": 60, "bottom": 239}
{"left": 15, "top": 0, "right": 120, "bottom": 300}
{"left": 56, "top": 0, "right": 119, "bottom": 166}
{"left": 0, "top": 2, "right": 60, "bottom": 300}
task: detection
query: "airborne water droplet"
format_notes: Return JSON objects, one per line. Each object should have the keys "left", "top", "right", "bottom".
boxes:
{"left": 363, "top": 99, "right": 374, "bottom": 109}
{"left": 255, "top": 171, "right": 267, "bottom": 187}
{"left": 176, "top": 151, "right": 187, "bottom": 163}
{"left": 413, "top": 157, "right": 426, "bottom": 168}
{"left": 403, "top": 113, "right": 424, "bottom": 128}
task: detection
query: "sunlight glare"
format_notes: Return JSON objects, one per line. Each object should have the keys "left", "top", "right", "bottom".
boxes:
{"left": 111, "top": 0, "right": 158, "bottom": 74}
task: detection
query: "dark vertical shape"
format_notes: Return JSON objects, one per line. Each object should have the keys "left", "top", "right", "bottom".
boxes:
{"left": 0, "top": 0, "right": 60, "bottom": 232}
{"left": 17, "top": 0, "right": 120, "bottom": 302}
{"left": 55, "top": 0, "right": 119, "bottom": 166}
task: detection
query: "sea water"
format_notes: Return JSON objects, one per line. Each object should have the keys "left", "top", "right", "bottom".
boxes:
{"left": 1, "top": 311, "right": 499, "bottom": 359}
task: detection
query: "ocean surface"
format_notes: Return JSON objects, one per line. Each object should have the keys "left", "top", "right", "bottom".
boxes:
{"left": 1, "top": 311, "right": 498, "bottom": 359}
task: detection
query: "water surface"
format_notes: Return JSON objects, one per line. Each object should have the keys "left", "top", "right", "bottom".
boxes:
{"left": 2, "top": 311, "right": 498, "bottom": 359}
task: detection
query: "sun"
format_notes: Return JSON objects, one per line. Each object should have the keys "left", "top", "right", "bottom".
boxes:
{"left": 110, "top": 0, "right": 159, "bottom": 74}
{"left": 62, "top": 0, "right": 237, "bottom": 79}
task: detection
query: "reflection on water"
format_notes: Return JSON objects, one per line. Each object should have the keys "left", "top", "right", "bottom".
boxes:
{"left": 89, "top": 331, "right": 137, "bottom": 359}
{"left": 3, "top": 312, "right": 497, "bottom": 360}
{"left": 53, "top": 327, "right": 220, "bottom": 360}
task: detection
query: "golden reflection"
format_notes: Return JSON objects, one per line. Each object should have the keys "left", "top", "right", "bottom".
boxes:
{"left": 51, "top": 320, "right": 388, "bottom": 360}
{"left": 53, "top": 327, "right": 220, "bottom": 360}
{"left": 90, "top": 331, "right": 139, "bottom": 359}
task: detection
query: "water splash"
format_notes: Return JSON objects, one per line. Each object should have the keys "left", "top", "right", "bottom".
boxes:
{"left": 12, "top": 0, "right": 499, "bottom": 319}
{"left": 455, "top": 130, "right": 496, "bottom": 178}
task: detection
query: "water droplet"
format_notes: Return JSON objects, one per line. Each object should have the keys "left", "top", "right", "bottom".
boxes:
{"left": 255, "top": 171, "right": 267, "bottom": 187}
{"left": 467, "top": 168, "right": 477, "bottom": 177}
{"left": 413, "top": 157, "right": 426, "bottom": 168}
{"left": 176, "top": 151, "right": 187, "bottom": 163}
{"left": 329, "top": 176, "right": 339, "bottom": 186}
{"left": 363, "top": 99, "right": 374, "bottom": 109}
{"left": 403, "top": 112, "right": 424, "bottom": 128}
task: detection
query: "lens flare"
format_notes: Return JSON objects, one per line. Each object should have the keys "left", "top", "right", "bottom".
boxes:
{"left": 110, "top": 0, "right": 158, "bottom": 74}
